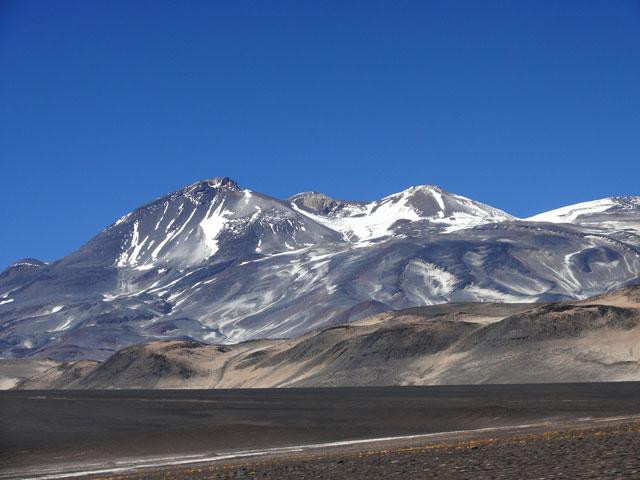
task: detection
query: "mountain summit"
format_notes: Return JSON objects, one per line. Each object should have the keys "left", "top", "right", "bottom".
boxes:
{"left": 1, "top": 178, "right": 639, "bottom": 360}
{"left": 290, "top": 185, "right": 513, "bottom": 243}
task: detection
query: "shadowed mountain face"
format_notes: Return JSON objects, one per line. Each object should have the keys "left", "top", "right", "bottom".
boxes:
{"left": 1, "top": 177, "right": 640, "bottom": 360}
{"left": 12, "top": 286, "right": 640, "bottom": 389}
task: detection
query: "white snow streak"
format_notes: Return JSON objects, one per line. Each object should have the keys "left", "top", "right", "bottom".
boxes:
{"left": 53, "top": 317, "right": 73, "bottom": 331}
{"left": 200, "top": 200, "right": 232, "bottom": 257}
{"left": 150, "top": 206, "right": 198, "bottom": 260}
{"left": 154, "top": 202, "right": 169, "bottom": 231}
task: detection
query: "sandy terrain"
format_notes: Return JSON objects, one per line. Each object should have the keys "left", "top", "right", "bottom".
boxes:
{"left": 0, "top": 359, "right": 58, "bottom": 389}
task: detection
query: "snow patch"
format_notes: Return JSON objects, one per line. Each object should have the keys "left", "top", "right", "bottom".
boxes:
{"left": 113, "top": 212, "right": 131, "bottom": 226}
{"left": 292, "top": 186, "right": 512, "bottom": 241}
{"left": 402, "top": 259, "right": 457, "bottom": 304}
{"left": 154, "top": 202, "right": 169, "bottom": 231}
{"left": 292, "top": 189, "right": 422, "bottom": 242}
{"left": 528, "top": 198, "right": 617, "bottom": 223}
{"left": 150, "top": 205, "right": 198, "bottom": 260}
{"left": 135, "top": 265, "right": 155, "bottom": 271}
{"left": 53, "top": 317, "right": 73, "bottom": 331}
{"left": 464, "top": 285, "right": 530, "bottom": 303}
{"left": 200, "top": 200, "right": 233, "bottom": 257}
{"left": 117, "top": 221, "right": 150, "bottom": 267}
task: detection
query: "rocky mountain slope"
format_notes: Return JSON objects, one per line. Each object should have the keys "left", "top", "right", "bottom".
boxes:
{"left": 12, "top": 286, "right": 640, "bottom": 388}
{"left": 1, "top": 177, "right": 640, "bottom": 360}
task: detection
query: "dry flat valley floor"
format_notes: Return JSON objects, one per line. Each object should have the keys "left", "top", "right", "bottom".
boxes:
{"left": 2, "top": 384, "right": 640, "bottom": 479}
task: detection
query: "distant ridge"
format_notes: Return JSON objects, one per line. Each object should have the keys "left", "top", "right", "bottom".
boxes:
{"left": 11, "top": 286, "right": 640, "bottom": 389}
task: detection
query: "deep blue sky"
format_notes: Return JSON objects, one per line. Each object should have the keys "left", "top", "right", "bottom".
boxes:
{"left": 1, "top": 1, "right": 639, "bottom": 268}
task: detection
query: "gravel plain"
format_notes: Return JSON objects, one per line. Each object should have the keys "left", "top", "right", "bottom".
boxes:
{"left": 107, "top": 420, "right": 640, "bottom": 480}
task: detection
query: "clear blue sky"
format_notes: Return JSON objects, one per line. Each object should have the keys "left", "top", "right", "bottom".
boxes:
{"left": 1, "top": 1, "right": 639, "bottom": 268}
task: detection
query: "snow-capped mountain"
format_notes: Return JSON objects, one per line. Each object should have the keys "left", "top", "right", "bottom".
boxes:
{"left": 528, "top": 196, "right": 640, "bottom": 224}
{"left": 528, "top": 196, "right": 640, "bottom": 244}
{"left": 1, "top": 177, "right": 640, "bottom": 360}
{"left": 69, "top": 177, "right": 342, "bottom": 270}
{"left": 289, "top": 185, "right": 514, "bottom": 242}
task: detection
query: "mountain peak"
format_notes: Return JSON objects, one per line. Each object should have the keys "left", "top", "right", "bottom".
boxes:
{"left": 288, "top": 184, "right": 514, "bottom": 242}
{"left": 406, "top": 184, "right": 444, "bottom": 192}
{"left": 205, "top": 177, "right": 239, "bottom": 190}
{"left": 289, "top": 191, "right": 344, "bottom": 215}
{"left": 8, "top": 258, "right": 47, "bottom": 270}
{"left": 181, "top": 176, "right": 240, "bottom": 196}
{"left": 0, "top": 258, "right": 47, "bottom": 281}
